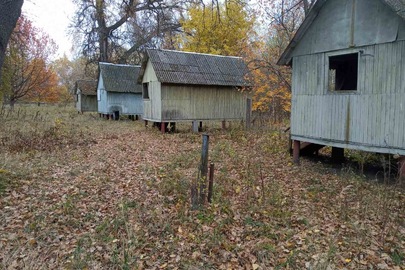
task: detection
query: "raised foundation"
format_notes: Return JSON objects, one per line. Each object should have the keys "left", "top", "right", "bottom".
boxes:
{"left": 332, "top": 147, "right": 345, "bottom": 163}
{"left": 399, "top": 156, "right": 405, "bottom": 179}
{"left": 293, "top": 140, "right": 300, "bottom": 164}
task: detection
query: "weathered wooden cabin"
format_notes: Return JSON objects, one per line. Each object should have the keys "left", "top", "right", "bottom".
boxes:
{"left": 97, "top": 62, "right": 143, "bottom": 120}
{"left": 138, "top": 49, "right": 251, "bottom": 132}
{"left": 75, "top": 80, "right": 97, "bottom": 113}
{"left": 278, "top": 0, "right": 405, "bottom": 169}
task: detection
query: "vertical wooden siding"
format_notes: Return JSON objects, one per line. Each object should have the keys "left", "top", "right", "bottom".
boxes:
{"left": 106, "top": 93, "right": 143, "bottom": 115}
{"left": 143, "top": 81, "right": 162, "bottom": 121}
{"left": 76, "top": 94, "right": 81, "bottom": 111}
{"left": 161, "top": 85, "right": 246, "bottom": 121}
{"left": 142, "top": 60, "right": 162, "bottom": 121}
{"left": 78, "top": 95, "right": 97, "bottom": 112}
{"left": 291, "top": 40, "right": 405, "bottom": 154}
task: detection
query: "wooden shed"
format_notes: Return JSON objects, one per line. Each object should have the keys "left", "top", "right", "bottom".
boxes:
{"left": 277, "top": 0, "right": 405, "bottom": 166}
{"left": 75, "top": 80, "right": 97, "bottom": 113}
{"left": 97, "top": 62, "right": 143, "bottom": 120}
{"left": 138, "top": 49, "right": 251, "bottom": 132}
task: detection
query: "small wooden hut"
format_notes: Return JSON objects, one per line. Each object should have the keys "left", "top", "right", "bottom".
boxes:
{"left": 97, "top": 62, "right": 143, "bottom": 120}
{"left": 75, "top": 80, "right": 97, "bottom": 113}
{"left": 138, "top": 49, "right": 251, "bottom": 132}
{"left": 278, "top": 0, "right": 405, "bottom": 169}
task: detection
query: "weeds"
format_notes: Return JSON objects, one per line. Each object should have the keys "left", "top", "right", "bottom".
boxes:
{"left": 0, "top": 105, "right": 404, "bottom": 269}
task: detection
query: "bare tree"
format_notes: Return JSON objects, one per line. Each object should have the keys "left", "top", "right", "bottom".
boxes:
{"left": 71, "top": 0, "right": 183, "bottom": 64}
{"left": 0, "top": 0, "right": 24, "bottom": 79}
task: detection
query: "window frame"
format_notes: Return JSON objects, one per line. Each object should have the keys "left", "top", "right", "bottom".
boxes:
{"left": 325, "top": 50, "right": 360, "bottom": 94}
{"left": 143, "top": 82, "right": 150, "bottom": 99}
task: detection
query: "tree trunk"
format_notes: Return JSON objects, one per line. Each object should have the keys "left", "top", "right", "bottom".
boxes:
{"left": 0, "top": 0, "right": 24, "bottom": 78}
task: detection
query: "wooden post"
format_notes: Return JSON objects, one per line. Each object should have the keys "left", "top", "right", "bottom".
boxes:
{"left": 222, "top": 120, "right": 226, "bottom": 130}
{"left": 161, "top": 122, "right": 166, "bottom": 134}
{"left": 208, "top": 163, "right": 214, "bottom": 203}
{"left": 246, "top": 98, "right": 252, "bottom": 129}
{"left": 288, "top": 133, "right": 293, "bottom": 155}
{"left": 199, "top": 134, "right": 209, "bottom": 206}
{"left": 192, "top": 121, "right": 199, "bottom": 133}
{"left": 135, "top": 115, "right": 139, "bottom": 121}
{"left": 199, "top": 121, "right": 203, "bottom": 132}
{"left": 293, "top": 140, "right": 300, "bottom": 164}
{"left": 144, "top": 120, "right": 148, "bottom": 127}
{"left": 332, "top": 147, "right": 345, "bottom": 163}
{"left": 399, "top": 156, "right": 405, "bottom": 179}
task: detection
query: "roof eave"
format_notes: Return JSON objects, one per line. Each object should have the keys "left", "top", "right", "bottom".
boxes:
{"left": 277, "top": 0, "right": 327, "bottom": 66}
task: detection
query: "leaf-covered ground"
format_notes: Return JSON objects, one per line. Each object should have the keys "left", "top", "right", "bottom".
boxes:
{"left": 0, "top": 106, "right": 404, "bottom": 269}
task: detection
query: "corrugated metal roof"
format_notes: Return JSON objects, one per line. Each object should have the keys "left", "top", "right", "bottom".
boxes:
{"left": 143, "top": 49, "right": 251, "bottom": 87}
{"left": 385, "top": 0, "right": 405, "bottom": 19}
{"left": 75, "top": 80, "right": 97, "bottom": 96}
{"left": 99, "top": 62, "right": 142, "bottom": 93}
{"left": 278, "top": 0, "right": 405, "bottom": 66}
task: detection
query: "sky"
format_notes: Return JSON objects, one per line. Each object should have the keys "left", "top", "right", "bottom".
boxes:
{"left": 22, "top": 0, "right": 76, "bottom": 59}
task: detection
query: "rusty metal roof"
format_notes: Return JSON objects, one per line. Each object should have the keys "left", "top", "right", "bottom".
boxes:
{"left": 142, "top": 49, "right": 251, "bottom": 87}
{"left": 75, "top": 80, "right": 97, "bottom": 96}
{"left": 99, "top": 62, "right": 142, "bottom": 93}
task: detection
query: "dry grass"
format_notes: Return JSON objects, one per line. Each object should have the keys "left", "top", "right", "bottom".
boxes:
{"left": 0, "top": 104, "right": 404, "bottom": 269}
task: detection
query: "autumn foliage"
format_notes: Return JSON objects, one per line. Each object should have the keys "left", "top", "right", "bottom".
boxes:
{"left": 0, "top": 15, "right": 64, "bottom": 106}
{"left": 177, "top": 0, "right": 256, "bottom": 57}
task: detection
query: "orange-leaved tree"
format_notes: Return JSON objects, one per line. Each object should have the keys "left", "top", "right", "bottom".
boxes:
{"left": 246, "top": 0, "right": 309, "bottom": 123}
{"left": 0, "top": 15, "right": 58, "bottom": 107}
{"left": 24, "top": 60, "right": 68, "bottom": 105}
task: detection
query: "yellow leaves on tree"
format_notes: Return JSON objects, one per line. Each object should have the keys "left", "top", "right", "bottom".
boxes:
{"left": 177, "top": 0, "right": 256, "bottom": 57}
{"left": 245, "top": 40, "right": 292, "bottom": 121}
{"left": 250, "top": 64, "right": 291, "bottom": 114}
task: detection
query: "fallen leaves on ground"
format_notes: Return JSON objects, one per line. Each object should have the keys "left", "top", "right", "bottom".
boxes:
{"left": 0, "top": 116, "right": 404, "bottom": 269}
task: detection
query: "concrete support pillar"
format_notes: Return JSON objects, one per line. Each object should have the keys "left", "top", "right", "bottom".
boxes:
{"left": 332, "top": 147, "right": 345, "bottom": 163}
{"left": 293, "top": 140, "right": 300, "bottom": 165}
{"left": 192, "top": 121, "right": 199, "bottom": 133}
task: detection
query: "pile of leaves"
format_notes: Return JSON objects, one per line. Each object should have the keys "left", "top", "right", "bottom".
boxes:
{"left": 0, "top": 108, "right": 404, "bottom": 269}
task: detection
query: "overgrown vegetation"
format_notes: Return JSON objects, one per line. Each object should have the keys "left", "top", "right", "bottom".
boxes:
{"left": 0, "top": 105, "right": 404, "bottom": 269}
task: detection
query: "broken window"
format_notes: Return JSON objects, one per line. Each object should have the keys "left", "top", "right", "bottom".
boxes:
{"left": 143, "top": 83, "right": 149, "bottom": 99}
{"left": 328, "top": 53, "right": 358, "bottom": 91}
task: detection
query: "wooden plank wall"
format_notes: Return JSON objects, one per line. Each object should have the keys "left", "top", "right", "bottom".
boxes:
{"left": 143, "top": 81, "right": 162, "bottom": 121}
{"left": 106, "top": 93, "right": 143, "bottom": 115}
{"left": 161, "top": 85, "right": 246, "bottom": 121}
{"left": 80, "top": 95, "right": 97, "bottom": 112}
{"left": 291, "top": 40, "right": 405, "bottom": 154}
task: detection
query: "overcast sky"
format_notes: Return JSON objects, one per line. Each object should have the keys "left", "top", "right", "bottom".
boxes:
{"left": 22, "top": 0, "right": 75, "bottom": 59}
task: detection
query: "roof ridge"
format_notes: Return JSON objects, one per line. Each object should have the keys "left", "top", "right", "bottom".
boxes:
{"left": 147, "top": 48, "right": 242, "bottom": 59}
{"left": 99, "top": 62, "right": 141, "bottom": 68}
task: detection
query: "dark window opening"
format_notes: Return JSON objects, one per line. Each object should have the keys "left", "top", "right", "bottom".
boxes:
{"left": 143, "top": 83, "right": 149, "bottom": 99}
{"left": 328, "top": 53, "right": 358, "bottom": 91}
